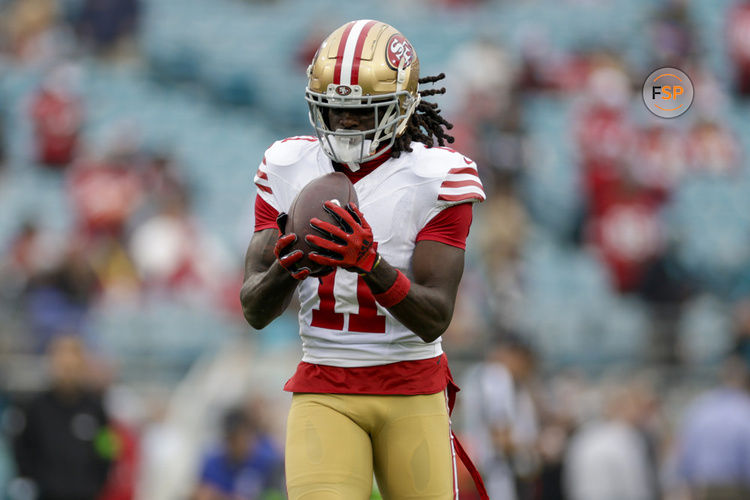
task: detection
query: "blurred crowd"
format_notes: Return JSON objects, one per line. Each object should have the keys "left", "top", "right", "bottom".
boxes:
{"left": 0, "top": 0, "right": 240, "bottom": 354}
{"left": 1, "top": 0, "right": 750, "bottom": 499}
{"left": 1, "top": 1, "right": 256, "bottom": 499}
{"left": 443, "top": 1, "right": 750, "bottom": 499}
{"left": 2, "top": 335, "right": 284, "bottom": 500}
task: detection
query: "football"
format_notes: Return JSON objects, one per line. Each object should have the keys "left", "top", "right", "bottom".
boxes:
{"left": 285, "top": 172, "right": 358, "bottom": 277}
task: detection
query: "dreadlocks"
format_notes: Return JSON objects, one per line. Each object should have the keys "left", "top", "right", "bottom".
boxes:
{"left": 391, "top": 73, "right": 455, "bottom": 158}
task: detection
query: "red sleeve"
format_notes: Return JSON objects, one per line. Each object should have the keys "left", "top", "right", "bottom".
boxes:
{"left": 415, "top": 202, "right": 473, "bottom": 249}
{"left": 254, "top": 194, "right": 279, "bottom": 232}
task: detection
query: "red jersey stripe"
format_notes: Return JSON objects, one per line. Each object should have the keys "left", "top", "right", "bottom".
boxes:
{"left": 333, "top": 22, "right": 355, "bottom": 84}
{"left": 440, "top": 179, "right": 484, "bottom": 189}
{"left": 256, "top": 171, "right": 268, "bottom": 180}
{"left": 447, "top": 167, "right": 479, "bottom": 176}
{"left": 438, "top": 192, "right": 484, "bottom": 202}
{"left": 255, "top": 184, "right": 272, "bottom": 194}
{"left": 351, "top": 20, "right": 377, "bottom": 85}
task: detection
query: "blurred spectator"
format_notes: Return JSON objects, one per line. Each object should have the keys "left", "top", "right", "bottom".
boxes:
{"left": 671, "top": 356, "right": 750, "bottom": 499}
{"left": 460, "top": 335, "right": 540, "bottom": 500}
{"left": 134, "top": 396, "right": 188, "bottom": 500}
{"left": 2, "top": 0, "right": 58, "bottom": 59}
{"left": 76, "top": 0, "right": 140, "bottom": 56}
{"left": 67, "top": 151, "right": 143, "bottom": 239}
{"left": 727, "top": 0, "right": 750, "bottom": 96}
{"left": 82, "top": 235, "right": 140, "bottom": 303}
{"left": 10, "top": 335, "right": 114, "bottom": 500}
{"left": 573, "top": 62, "right": 635, "bottom": 181}
{"left": 473, "top": 100, "right": 528, "bottom": 193}
{"left": 30, "top": 63, "right": 84, "bottom": 168}
{"left": 63, "top": 124, "right": 152, "bottom": 300}
{"left": 0, "top": 218, "right": 62, "bottom": 301}
{"left": 516, "top": 34, "right": 605, "bottom": 96}
{"left": 534, "top": 371, "right": 593, "bottom": 500}
{"left": 648, "top": 0, "right": 697, "bottom": 68}
{"left": 564, "top": 381, "right": 657, "bottom": 500}
{"left": 689, "top": 64, "right": 735, "bottom": 123}
{"left": 129, "top": 192, "right": 232, "bottom": 304}
{"left": 194, "top": 406, "right": 284, "bottom": 500}
{"left": 685, "top": 119, "right": 741, "bottom": 174}
{"left": 448, "top": 37, "right": 519, "bottom": 178}
{"left": 572, "top": 63, "right": 672, "bottom": 292}
{"left": 586, "top": 174, "right": 665, "bottom": 293}
{"left": 475, "top": 182, "right": 527, "bottom": 332}
{"left": 630, "top": 124, "right": 688, "bottom": 194}
{"left": 23, "top": 242, "right": 99, "bottom": 350}
{"left": 137, "top": 150, "right": 188, "bottom": 216}
{"left": 515, "top": 27, "right": 556, "bottom": 93}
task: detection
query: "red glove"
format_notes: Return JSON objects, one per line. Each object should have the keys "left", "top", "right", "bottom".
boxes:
{"left": 307, "top": 201, "right": 379, "bottom": 274}
{"left": 274, "top": 212, "right": 310, "bottom": 280}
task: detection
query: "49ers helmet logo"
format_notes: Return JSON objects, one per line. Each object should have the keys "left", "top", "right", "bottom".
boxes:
{"left": 386, "top": 34, "right": 414, "bottom": 69}
{"left": 334, "top": 85, "right": 352, "bottom": 96}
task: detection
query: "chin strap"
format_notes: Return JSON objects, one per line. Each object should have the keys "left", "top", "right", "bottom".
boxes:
{"left": 346, "top": 161, "right": 360, "bottom": 172}
{"left": 395, "top": 93, "right": 419, "bottom": 137}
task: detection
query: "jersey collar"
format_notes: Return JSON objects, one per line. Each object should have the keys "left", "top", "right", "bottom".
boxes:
{"left": 332, "top": 149, "right": 391, "bottom": 184}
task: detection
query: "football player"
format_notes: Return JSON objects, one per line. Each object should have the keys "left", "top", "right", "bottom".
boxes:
{"left": 240, "top": 20, "right": 487, "bottom": 499}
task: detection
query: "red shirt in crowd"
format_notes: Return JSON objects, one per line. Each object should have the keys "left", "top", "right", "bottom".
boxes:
{"left": 31, "top": 89, "right": 83, "bottom": 167}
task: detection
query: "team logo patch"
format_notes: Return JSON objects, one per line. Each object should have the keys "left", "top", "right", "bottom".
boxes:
{"left": 386, "top": 34, "right": 414, "bottom": 69}
{"left": 335, "top": 85, "right": 353, "bottom": 96}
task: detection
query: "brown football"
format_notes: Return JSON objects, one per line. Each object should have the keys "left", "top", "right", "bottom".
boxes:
{"left": 285, "top": 172, "right": 358, "bottom": 277}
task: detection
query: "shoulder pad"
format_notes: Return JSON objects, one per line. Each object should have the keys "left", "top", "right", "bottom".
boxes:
{"left": 414, "top": 145, "right": 486, "bottom": 204}
{"left": 408, "top": 143, "right": 479, "bottom": 180}
{"left": 263, "top": 136, "right": 319, "bottom": 167}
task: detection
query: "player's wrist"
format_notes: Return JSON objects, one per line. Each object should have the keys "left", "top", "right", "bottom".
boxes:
{"left": 373, "top": 269, "right": 411, "bottom": 308}
{"left": 357, "top": 253, "right": 381, "bottom": 276}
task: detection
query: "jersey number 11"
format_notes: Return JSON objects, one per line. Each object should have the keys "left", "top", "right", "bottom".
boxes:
{"left": 311, "top": 269, "right": 387, "bottom": 333}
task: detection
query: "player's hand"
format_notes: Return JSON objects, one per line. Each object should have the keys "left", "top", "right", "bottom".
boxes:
{"left": 274, "top": 212, "right": 310, "bottom": 280}
{"left": 307, "top": 201, "right": 379, "bottom": 274}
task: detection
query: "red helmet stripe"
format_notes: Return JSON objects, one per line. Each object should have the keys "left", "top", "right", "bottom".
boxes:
{"left": 336, "top": 20, "right": 376, "bottom": 86}
{"left": 333, "top": 22, "right": 355, "bottom": 85}
{"left": 351, "top": 20, "right": 378, "bottom": 86}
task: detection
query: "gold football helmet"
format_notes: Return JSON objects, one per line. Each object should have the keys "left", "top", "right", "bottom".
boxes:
{"left": 305, "top": 20, "right": 420, "bottom": 167}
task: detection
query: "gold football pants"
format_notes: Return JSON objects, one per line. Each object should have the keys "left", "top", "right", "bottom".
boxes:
{"left": 285, "top": 392, "right": 457, "bottom": 499}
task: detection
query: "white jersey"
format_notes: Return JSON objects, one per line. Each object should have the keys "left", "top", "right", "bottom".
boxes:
{"left": 254, "top": 136, "right": 485, "bottom": 367}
